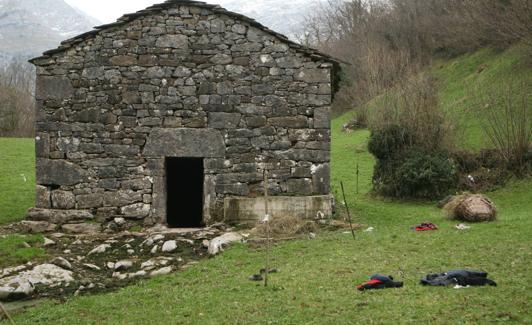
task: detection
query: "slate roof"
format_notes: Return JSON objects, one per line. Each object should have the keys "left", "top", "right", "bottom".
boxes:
{"left": 30, "top": 0, "right": 343, "bottom": 66}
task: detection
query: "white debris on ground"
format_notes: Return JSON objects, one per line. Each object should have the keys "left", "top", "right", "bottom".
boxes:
{"left": 455, "top": 223, "right": 471, "bottom": 230}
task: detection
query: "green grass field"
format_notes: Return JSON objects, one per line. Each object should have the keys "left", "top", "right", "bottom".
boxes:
{"left": 4, "top": 117, "right": 531, "bottom": 324}
{"left": 1, "top": 45, "right": 531, "bottom": 323}
{"left": 0, "top": 138, "right": 35, "bottom": 225}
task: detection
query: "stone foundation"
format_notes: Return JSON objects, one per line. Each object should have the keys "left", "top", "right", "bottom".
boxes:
{"left": 223, "top": 195, "right": 333, "bottom": 225}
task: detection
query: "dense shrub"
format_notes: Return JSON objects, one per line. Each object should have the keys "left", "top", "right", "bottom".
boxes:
{"left": 373, "top": 149, "right": 457, "bottom": 199}
{"left": 368, "top": 125, "right": 411, "bottom": 159}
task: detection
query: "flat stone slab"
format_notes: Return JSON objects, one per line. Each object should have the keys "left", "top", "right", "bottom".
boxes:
{"left": 224, "top": 195, "right": 333, "bottom": 225}
{"left": 143, "top": 128, "right": 225, "bottom": 158}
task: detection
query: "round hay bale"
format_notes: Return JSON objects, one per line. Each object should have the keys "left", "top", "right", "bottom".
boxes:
{"left": 444, "top": 194, "right": 497, "bottom": 222}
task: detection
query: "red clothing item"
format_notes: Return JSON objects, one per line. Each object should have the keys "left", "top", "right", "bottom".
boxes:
{"left": 357, "top": 279, "right": 384, "bottom": 290}
{"left": 414, "top": 222, "right": 438, "bottom": 231}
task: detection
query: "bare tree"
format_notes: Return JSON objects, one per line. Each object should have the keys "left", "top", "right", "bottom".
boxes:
{"left": 0, "top": 59, "right": 36, "bottom": 137}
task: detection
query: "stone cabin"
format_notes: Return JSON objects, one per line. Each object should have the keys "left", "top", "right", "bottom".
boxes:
{"left": 28, "top": 0, "right": 341, "bottom": 230}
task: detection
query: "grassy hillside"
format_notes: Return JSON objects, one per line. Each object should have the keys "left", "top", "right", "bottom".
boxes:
{"left": 434, "top": 43, "right": 532, "bottom": 150}
{"left": 353, "top": 43, "right": 531, "bottom": 150}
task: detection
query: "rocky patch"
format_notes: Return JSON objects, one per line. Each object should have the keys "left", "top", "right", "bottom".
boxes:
{"left": 0, "top": 223, "right": 240, "bottom": 303}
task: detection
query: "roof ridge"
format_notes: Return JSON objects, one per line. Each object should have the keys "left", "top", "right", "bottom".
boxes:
{"left": 30, "top": 0, "right": 344, "bottom": 65}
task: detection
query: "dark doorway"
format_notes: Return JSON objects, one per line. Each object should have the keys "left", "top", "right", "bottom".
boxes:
{"left": 166, "top": 157, "right": 204, "bottom": 228}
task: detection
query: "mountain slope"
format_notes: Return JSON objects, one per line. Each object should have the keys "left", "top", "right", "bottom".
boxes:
{"left": 216, "top": 0, "right": 324, "bottom": 39}
{"left": 0, "top": 0, "right": 99, "bottom": 61}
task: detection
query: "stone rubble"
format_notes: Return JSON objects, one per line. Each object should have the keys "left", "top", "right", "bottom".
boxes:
{"left": 0, "top": 223, "right": 245, "bottom": 302}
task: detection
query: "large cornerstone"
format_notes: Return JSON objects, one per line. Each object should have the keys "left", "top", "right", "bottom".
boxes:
{"left": 28, "top": 0, "right": 340, "bottom": 229}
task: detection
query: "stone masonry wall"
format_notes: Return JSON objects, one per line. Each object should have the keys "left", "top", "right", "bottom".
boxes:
{"left": 30, "top": 4, "right": 333, "bottom": 227}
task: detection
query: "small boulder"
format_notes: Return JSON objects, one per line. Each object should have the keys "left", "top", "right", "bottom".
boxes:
{"left": 114, "top": 217, "right": 126, "bottom": 226}
{"left": 114, "top": 260, "right": 133, "bottom": 271}
{"left": 162, "top": 240, "right": 177, "bottom": 253}
{"left": 19, "top": 220, "right": 56, "bottom": 233}
{"left": 0, "top": 278, "right": 34, "bottom": 301}
{"left": 112, "top": 272, "right": 127, "bottom": 280}
{"left": 62, "top": 223, "right": 101, "bottom": 234}
{"left": 88, "top": 244, "right": 111, "bottom": 255}
{"left": 128, "top": 270, "right": 147, "bottom": 279}
{"left": 150, "top": 266, "right": 173, "bottom": 277}
{"left": 43, "top": 237, "right": 56, "bottom": 246}
{"left": 51, "top": 257, "right": 72, "bottom": 270}
{"left": 83, "top": 263, "right": 101, "bottom": 271}
{"left": 208, "top": 232, "right": 243, "bottom": 255}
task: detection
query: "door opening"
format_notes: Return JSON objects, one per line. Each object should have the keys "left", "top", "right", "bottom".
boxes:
{"left": 165, "top": 157, "right": 204, "bottom": 228}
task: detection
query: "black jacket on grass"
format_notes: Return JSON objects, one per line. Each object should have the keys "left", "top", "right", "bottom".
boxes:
{"left": 420, "top": 270, "right": 497, "bottom": 287}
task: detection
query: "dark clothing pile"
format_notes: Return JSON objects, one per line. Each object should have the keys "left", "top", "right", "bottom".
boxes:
{"left": 412, "top": 222, "right": 438, "bottom": 231}
{"left": 357, "top": 274, "right": 404, "bottom": 291}
{"left": 420, "top": 269, "right": 497, "bottom": 287}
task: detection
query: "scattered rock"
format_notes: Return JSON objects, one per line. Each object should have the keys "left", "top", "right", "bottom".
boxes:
{"left": 51, "top": 257, "right": 72, "bottom": 270}
{"left": 151, "top": 245, "right": 158, "bottom": 254}
{"left": 18, "top": 220, "right": 57, "bottom": 233}
{"left": 114, "top": 217, "right": 126, "bottom": 226}
{"left": 83, "top": 264, "right": 101, "bottom": 271}
{"left": 114, "top": 260, "right": 133, "bottom": 271}
{"left": 0, "top": 264, "right": 74, "bottom": 291}
{"left": 43, "top": 237, "right": 56, "bottom": 246}
{"left": 88, "top": 244, "right": 111, "bottom": 255}
{"left": 0, "top": 265, "right": 29, "bottom": 278}
{"left": 62, "top": 223, "right": 101, "bottom": 234}
{"left": 106, "top": 262, "right": 116, "bottom": 270}
{"left": 112, "top": 272, "right": 127, "bottom": 280}
{"left": 128, "top": 270, "right": 147, "bottom": 279}
{"left": 150, "top": 266, "right": 173, "bottom": 277}
{"left": 141, "top": 260, "right": 156, "bottom": 270}
{"left": 0, "top": 278, "right": 34, "bottom": 301}
{"left": 162, "top": 240, "right": 177, "bottom": 252}
{"left": 127, "top": 249, "right": 135, "bottom": 255}
{"left": 208, "top": 232, "right": 243, "bottom": 255}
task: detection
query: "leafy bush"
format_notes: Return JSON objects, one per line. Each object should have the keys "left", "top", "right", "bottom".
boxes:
{"left": 373, "top": 149, "right": 457, "bottom": 199}
{"left": 368, "top": 125, "right": 412, "bottom": 160}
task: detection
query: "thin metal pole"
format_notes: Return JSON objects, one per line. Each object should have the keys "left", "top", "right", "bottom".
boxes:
{"left": 263, "top": 170, "right": 270, "bottom": 287}
{"left": 356, "top": 163, "right": 360, "bottom": 195}
{"left": 340, "top": 181, "right": 356, "bottom": 240}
